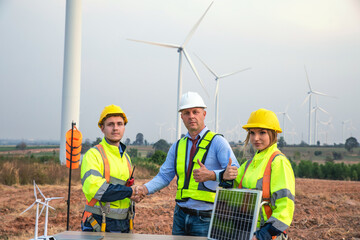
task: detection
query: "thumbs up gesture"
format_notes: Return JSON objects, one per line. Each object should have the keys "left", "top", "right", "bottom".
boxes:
{"left": 223, "top": 158, "right": 238, "bottom": 180}
{"left": 193, "top": 159, "right": 216, "bottom": 182}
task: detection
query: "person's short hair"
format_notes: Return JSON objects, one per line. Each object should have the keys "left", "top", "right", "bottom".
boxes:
{"left": 99, "top": 113, "right": 125, "bottom": 127}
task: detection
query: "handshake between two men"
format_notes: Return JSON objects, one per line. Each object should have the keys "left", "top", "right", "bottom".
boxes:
{"left": 129, "top": 185, "right": 148, "bottom": 203}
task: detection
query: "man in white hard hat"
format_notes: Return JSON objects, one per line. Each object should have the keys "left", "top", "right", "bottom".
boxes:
{"left": 137, "top": 92, "right": 239, "bottom": 236}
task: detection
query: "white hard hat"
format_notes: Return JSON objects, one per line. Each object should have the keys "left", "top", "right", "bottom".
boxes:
{"left": 178, "top": 91, "right": 207, "bottom": 112}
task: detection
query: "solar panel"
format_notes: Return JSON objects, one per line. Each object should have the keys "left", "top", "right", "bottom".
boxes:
{"left": 208, "top": 188, "right": 263, "bottom": 240}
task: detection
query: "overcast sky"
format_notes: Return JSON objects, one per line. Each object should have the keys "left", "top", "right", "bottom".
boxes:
{"left": 1, "top": 0, "right": 359, "bottom": 145}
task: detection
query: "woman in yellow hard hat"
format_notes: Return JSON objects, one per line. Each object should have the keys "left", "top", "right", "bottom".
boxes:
{"left": 220, "top": 108, "right": 295, "bottom": 240}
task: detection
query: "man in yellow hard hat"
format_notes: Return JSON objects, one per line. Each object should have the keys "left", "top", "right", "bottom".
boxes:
{"left": 81, "top": 104, "right": 142, "bottom": 232}
{"left": 137, "top": 92, "right": 240, "bottom": 236}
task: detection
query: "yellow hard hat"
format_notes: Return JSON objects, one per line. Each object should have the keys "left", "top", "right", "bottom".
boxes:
{"left": 98, "top": 104, "right": 128, "bottom": 128}
{"left": 242, "top": 108, "right": 282, "bottom": 133}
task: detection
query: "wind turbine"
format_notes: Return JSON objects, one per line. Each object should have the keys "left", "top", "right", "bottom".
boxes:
{"left": 287, "top": 128, "right": 298, "bottom": 145}
{"left": 319, "top": 117, "right": 333, "bottom": 145}
{"left": 302, "top": 65, "right": 334, "bottom": 145}
{"left": 341, "top": 119, "right": 357, "bottom": 142}
{"left": 37, "top": 190, "right": 63, "bottom": 239}
{"left": 276, "top": 104, "right": 293, "bottom": 143}
{"left": 195, "top": 54, "right": 251, "bottom": 133}
{"left": 156, "top": 122, "right": 166, "bottom": 140}
{"left": 128, "top": 2, "right": 213, "bottom": 140}
{"left": 311, "top": 104, "right": 329, "bottom": 145}
{"left": 20, "top": 181, "right": 51, "bottom": 240}
{"left": 167, "top": 125, "right": 176, "bottom": 143}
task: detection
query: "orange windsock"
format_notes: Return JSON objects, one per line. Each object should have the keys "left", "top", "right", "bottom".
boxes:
{"left": 66, "top": 126, "right": 82, "bottom": 169}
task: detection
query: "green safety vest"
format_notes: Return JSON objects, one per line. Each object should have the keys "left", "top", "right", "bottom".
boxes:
{"left": 175, "top": 130, "right": 219, "bottom": 203}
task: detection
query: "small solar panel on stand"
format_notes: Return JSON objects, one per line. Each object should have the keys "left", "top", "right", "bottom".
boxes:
{"left": 208, "top": 188, "right": 263, "bottom": 240}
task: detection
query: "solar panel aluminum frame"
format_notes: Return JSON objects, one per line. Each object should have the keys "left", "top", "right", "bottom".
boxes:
{"left": 208, "top": 187, "right": 263, "bottom": 240}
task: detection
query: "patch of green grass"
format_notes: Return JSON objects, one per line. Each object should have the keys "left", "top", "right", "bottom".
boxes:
{"left": 0, "top": 146, "right": 16, "bottom": 151}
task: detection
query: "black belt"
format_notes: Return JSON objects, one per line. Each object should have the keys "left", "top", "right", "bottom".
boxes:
{"left": 178, "top": 205, "right": 212, "bottom": 218}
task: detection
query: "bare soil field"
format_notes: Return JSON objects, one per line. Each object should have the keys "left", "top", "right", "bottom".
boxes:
{"left": 1, "top": 178, "right": 359, "bottom": 240}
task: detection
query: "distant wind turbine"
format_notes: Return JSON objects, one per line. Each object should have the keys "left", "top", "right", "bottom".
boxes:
{"left": 287, "top": 128, "right": 298, "bottom": 145}
{"left": 311, "top": 103, "right": 329, "bottom": 145}
{"left": 319, "top": 117, "right": 334, "bottom": 144}
{"left": 156, "top": 122, "right": 166, "bottom": 140}
{"left": 276, "top": 104, "right": 293, "bottom": 143}
{"left": 302, "top": 65, "right": 334, "bottom": 145}
{"left": 341, "top": 119, "right": 357, "bottom": 142}
{"left": 128, "top": 2, "right": 213, "bottom": 140}
{"left": 195, "top": 53, "right": 251, "bottom": 133}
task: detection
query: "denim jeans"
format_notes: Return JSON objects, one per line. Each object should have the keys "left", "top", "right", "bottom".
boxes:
{"left": 172, "top": 204, "right": 211, "bottom": 236}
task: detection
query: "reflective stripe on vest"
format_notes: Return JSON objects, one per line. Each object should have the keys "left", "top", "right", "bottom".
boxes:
{"left": 82, "top": 144, "right": 132, "bottom": 225}
{"left": 175, "top": 130, "right": 218, "bottom": 203}
{"left": 238, "top": 151, "right": 283, "bottom": 220}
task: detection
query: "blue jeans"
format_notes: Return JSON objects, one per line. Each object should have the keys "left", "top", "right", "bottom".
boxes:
{"left": 172, "top": 205, "right": 211, "bottom": 236}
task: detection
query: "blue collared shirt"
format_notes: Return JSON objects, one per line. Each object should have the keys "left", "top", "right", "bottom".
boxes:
{"left": 145, "top": 126, "right": 239, "bottom": 211}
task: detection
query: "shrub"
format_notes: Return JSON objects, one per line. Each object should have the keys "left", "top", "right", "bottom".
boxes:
{"left": 149, "top": 150, "right": 167, "bottom": 165}
{"left": 314, "top": 151, "right": 322, "bottom": 156}
{"left": 127, "top": 148, "right": 138, "bottom": 158}
{"left": 332, "top": 151, "right": 343, "bottom": 160}
{"left": 293, "top": 151, "right": 301, "bottom": 160}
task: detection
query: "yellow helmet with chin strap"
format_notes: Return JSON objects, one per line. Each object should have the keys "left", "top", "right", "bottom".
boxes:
{"left": 242, "top": 108, "right": 282, "bottom": 133}
{"left": 98, "top": 104, "right": 128, "bottom": 128}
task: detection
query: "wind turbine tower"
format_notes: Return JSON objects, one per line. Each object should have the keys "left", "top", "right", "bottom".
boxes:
{"left": 60, "top": 0, "right": 82, "bottom": 165}
{"left": 128, "top": 2, "right": 213, "bottom": 140}
{"left": 195, "top": 54, "right": 251, "bottom": 133}
{"left": 276, "top": 104, "right": 293, "bottom": 143}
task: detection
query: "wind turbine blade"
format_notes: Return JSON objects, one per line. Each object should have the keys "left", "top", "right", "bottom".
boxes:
{"left": 49, "top": 197, "right": 64, "bottom": 200}
{"left": 39, "top": 204, "right": 46, "bottom": 216}
{"left": 35, "top": 184, "right": 46, "bottom": 200}
{"left": 312, "top": 90, "right": 335, "bottom": 98}
{"left": 182, "top": 1, "right": 214, "bottom": 47}
{"left": 286, "top": 114, "right": 294, "bottom": 124}
{"left": 219, "top": 67, "right": 252, "bottom": 79}
{"left": 20, "top": 202, "right": 36, "bottom": 215}
{"left": 319, "top": 120, "right": 327, "bottom": 125}
{"left": 183, "top": 49, "right": 209, "bottom": 97}
{"left": 194, "top": 53, "right": 218, "bottom": 77}
{"left": 301, "top": 94, "right": 311, "bottom": 106}
{"left": 304, "top": 65, "right": 312, "bottom": 91}
{"left": 318, "top": 107, "right": 329, "bottom": 115}
{"left": 127, "top": 38, "right": 180, "bottom": 49}
{"left": 39, "top": 201, "right": 55, "bottom": 210}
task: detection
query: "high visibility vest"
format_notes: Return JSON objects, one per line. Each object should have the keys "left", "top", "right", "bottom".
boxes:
{"left": 175, "top": 130, "right": 219, "bottom": 203}
{"left": 235, "top": 143, "right": 295, "bottom": 232}
{"left": 81, "top": 141, "right": 133, "bottom": 231}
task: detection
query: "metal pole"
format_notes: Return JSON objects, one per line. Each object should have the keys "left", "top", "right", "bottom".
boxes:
{"left": 66, "top": 122, "right": 75, "bottom": 230}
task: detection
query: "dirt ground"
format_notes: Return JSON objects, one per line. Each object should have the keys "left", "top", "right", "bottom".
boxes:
{"left": 1, "top": 178, "right": 359, "bottom": 240}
